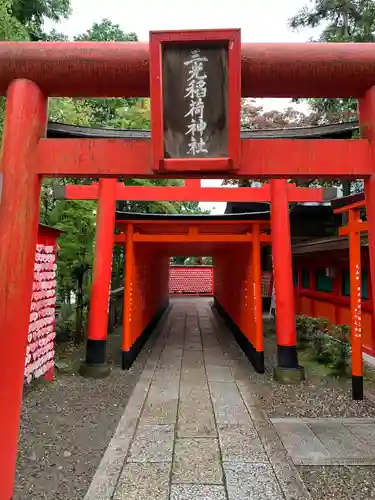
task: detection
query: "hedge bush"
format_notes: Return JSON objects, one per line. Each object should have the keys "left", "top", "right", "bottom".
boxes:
{"left": 296, "top": 315, "right": 350, "bottom": 377}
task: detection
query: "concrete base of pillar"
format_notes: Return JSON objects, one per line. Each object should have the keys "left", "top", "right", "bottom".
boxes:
{"left": 352, "top": 375, "right": 364, "bottom": 400}
{"left": 273, "top": 365, "right": 305, "bottom": 384}
{"left": 79, "top": 338, "right": 110, "bottom": 378}
{"left": 79, "top": 362, "right": 111, "bottom": 378}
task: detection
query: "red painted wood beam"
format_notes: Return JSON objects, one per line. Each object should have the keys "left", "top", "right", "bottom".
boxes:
{"left": 333, "top": 199, "right": 366, "bottom": 214}
{"left": 348, "top": 209, "right": 364, "bottom": 399}
{"left": 116, "top": 219, "right": 269, "bottom": 226}
{"left": 360, "top": 88, "right": 375, "bottom": 358}
{"left": 134, "top": 234, "right": 254, "bottom": 242}
{"left": 36, "top": 139, "right": 371, "bottom": 179}
{"left": 252, "top": 224, "right": 264, "bottom": 353}
{"left": 271, "top": 179, "right": 299, "bottom": 369}
{"left": 86, "top": 179, "right": 117, "bottom": 342}
{"left": 339, "top": 220, "right": 369, "bottom": 236}
{"left": 113, "top": 233, "right": 272, "bottom": 243}
{"left": 60, "top": 182, "right": 330, "bottom": 203}
{"left": 122, "top": 224, "right": 134, "bottom": 353}
{"left": 2, "top": 42, "right": 375, "bottom": 97}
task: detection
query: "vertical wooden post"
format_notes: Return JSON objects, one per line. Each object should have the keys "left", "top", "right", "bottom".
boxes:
{"left": 0, "top": 79, "right": 47, "bottom": 500}
{"left": 80, "top": 179, "right": 117, "bottom": 378}
{"left": 122, "top": 223, "right": 134, "bottom": 369}
{"left": 242, "top": 247, "right": 252, "bottom": 338}
{"left": 252, "top": 223, "right": 264, "bottom": 372}
{"left": 270, "top": 179, "right": 304, "bottom": 382}
{"left": 348, "top": 209, "right": 364, "bottom": 400}
{"left": 185, "top": 178, "right": 201, "bottom": 189}
{"left": 360, "top": 87, "right": 375, "bottom": 375}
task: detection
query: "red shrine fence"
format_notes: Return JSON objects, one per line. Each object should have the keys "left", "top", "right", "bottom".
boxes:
{"left": 168, "top": 266, "right": 272, "bottom": 299}
{"left": 169, "top": 266, "right": 214, "bottom": 296}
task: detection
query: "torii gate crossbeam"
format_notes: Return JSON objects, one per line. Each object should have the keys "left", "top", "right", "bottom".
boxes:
{"left": 55, "top": 179, "right": 337, "bottom": 203}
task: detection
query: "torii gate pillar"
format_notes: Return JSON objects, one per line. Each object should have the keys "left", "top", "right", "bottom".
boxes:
{"left": 271, "top": 179, "right": 304, "bottom": 382}
{"left": 361, "top": 88, "right": 375, "bottom": 350}
{"left": 0, "top": 79, "right": 47, "bottom": 500}
{"left": 79, "top": 178, "right": 117, "bottom": 378}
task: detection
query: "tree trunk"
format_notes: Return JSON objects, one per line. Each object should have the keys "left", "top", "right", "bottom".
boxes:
{"left": 343, "top": 8, "right": 349, "bottom": 39}
{"left": 74, "top": 273, "right": 85, "bottom": 345}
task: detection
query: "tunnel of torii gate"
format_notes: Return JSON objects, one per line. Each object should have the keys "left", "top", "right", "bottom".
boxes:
{"left": 3, "top": 29, "right": 375, "bottom": 499}
{"left": 114, "top": 213, "right": 271, "bottom": 373}
{"left": 72, "top": 177, "right": 336, "bottom": 378}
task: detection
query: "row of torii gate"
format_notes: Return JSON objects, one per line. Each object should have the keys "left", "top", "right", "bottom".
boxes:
{"left": 1, "top": 29, "right": 375, "bottom": 499}
{"left": 60, "top": 178, "right": 332, "bottom": 375}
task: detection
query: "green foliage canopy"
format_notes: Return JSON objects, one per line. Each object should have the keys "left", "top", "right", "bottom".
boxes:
{"left": 289, "top": 0, "right": 375, "bottom": 122}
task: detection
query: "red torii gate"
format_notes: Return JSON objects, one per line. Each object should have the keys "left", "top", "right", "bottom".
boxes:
{"left": 56, "top": 178, "right": 335, "bottom": 203}
{"left": 332, "top": 196, "right": 369, "bottom": 399}
{"left": 57, "top": 178, "right": 334, "bottom": 376}
{"left": 113, "top": 214, "right": 272, "bottom": 372}
{"left": 1, "top": 31, "right": 375, "bottom": 498}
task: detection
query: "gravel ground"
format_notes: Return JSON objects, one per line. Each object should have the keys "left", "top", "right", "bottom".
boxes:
{"left": 298, "top": 466, "right": 375, "bottom": 500}
{"left": 14, "top": 330, "right": 160, "bottom": 500}
{"left": 243, "top": 320, "right": 375, "bottom": 418}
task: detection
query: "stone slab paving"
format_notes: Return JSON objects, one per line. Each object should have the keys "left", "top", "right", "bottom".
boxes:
{"left": 84, "top": 298, "right": 312, "bottom": 500}
{"left": 271, "top": 417, "right": 375, "bottom": 466}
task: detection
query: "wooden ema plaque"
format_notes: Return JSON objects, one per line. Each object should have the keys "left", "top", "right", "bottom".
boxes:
{"left": 25, "top": 239, "right": 57, "bottom": 384}
{"left": 150, "top": 29, "right": 241, "bottom": 174}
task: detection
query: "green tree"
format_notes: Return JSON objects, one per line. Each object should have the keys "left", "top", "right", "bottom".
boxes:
{"left": 288, "top": 1, "right": 375, "bottom": 194}
{"left": 11, "top": 0, "right": 71, "bottom": 40}
{"left": 289, "top": 0, "right": 375, "bottom": 123}
{"left": 108, "top": 99, "right": 151, "bottom": 129}
{"left": 49, "top": 98, "right": 94, "bottom": 125}
{"left": 0, "top": 0, "right": 29, "bottom": 40}
{"left": 0, "top": 0, "right": 30, "bottom": 135}
{"left": 74, "top": 18, "right": 137, "bottom": 42}
{"left": 47, "top": 199, "right": 96, "bottom": 344}
{"left": 74, "top": 19, "right": 138, "bottom": 126}
{"left": 289, "top": 0, "right": 375, "bottom": 42}
{"left": 47, "top": 19, "right": 139, "bottom": 128}
{"left": 0, "top": 0, "right": 71, "bottom": 135}
{"left": 45, "top": 28, "right": 69, "bottom": 41}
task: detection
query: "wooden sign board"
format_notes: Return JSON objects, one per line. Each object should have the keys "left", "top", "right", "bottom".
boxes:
{"left": 162, "top": 43, "right": 228, "bottom": 159}
{"left": 150, "top": 29, "right": 241, "bottom": 174}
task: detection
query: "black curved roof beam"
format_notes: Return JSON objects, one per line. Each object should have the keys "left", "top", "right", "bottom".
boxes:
{"left": 47, "top": 121, "right": 359, "bottom": 140}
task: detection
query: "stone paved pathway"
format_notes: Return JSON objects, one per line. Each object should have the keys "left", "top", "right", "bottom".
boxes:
{"left": 84, "top": 298, "right": 312, "bottom": 500}
{"left": 272, "top": 417, "right": 375, "bottom": 466}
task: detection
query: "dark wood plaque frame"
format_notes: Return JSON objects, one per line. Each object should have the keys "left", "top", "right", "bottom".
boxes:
{"left": 149, "top": 29, "right": 241, "bottom": 174}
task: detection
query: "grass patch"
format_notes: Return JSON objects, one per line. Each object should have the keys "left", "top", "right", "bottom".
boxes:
{"left": 296, "top": 316, "right": 350, "bottom": 379}
{"left": 298, "top": 350, "right": 333, "bottom": 377}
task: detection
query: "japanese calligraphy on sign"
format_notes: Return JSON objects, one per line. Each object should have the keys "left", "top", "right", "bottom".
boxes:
{"left": 184, "top": 49, "right": 208, "bottom": 156}
{"left": 162, "top": 43, "right": 228, "bottom": 158}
